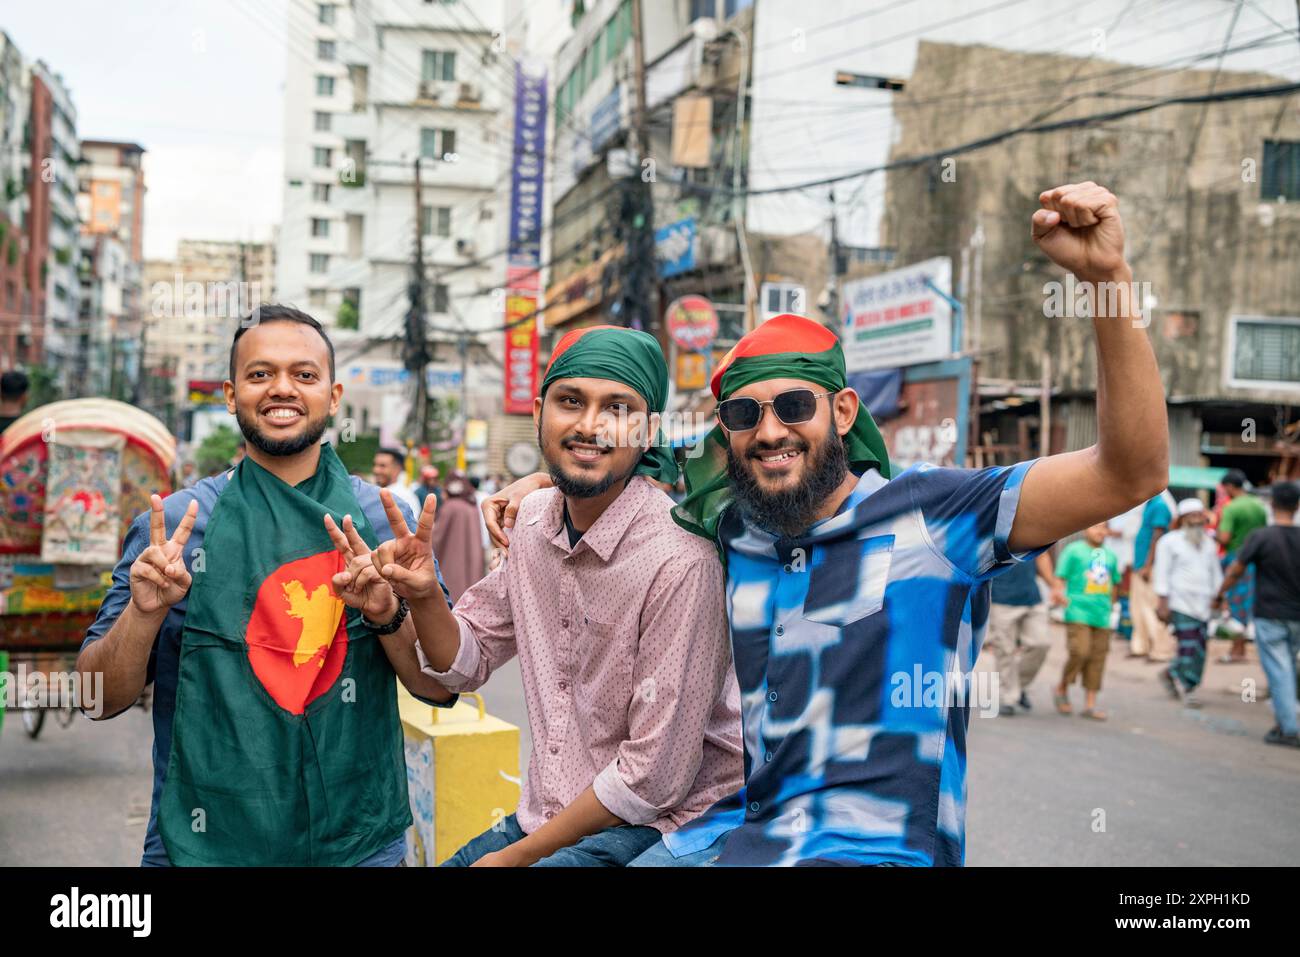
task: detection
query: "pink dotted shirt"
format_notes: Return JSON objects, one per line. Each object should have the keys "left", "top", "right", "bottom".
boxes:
{"left": 418, "top": 476, "right": 743, "bottom": 835}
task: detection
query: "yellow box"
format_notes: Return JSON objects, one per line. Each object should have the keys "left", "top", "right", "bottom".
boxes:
{"left": 398, "top": 687, "right": 521, "bottom": 866}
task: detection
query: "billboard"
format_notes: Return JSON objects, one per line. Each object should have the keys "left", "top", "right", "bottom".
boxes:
{"left": 840, "top": 257, "right": 953, "bottom": 372}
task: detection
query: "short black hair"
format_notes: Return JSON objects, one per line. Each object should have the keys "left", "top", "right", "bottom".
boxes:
{"left": 1223, "top": 468, "right": 1249, "bottom": 489}
{"left": 1272, "top": 481, "right": 1299, "bottom": 513}
{"left": 229, "top": 304, "right": 335, "bottom": 382}
{"left": 376, "top": 446, "right": 406, "bottom": 468}
{"left": 1, "top": 369, "right": 29, "bottom": 401}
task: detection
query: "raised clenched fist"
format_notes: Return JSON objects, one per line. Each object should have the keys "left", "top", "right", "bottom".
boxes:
{"left": 1031, "top": 182, "right": 1128, "bottom": 283}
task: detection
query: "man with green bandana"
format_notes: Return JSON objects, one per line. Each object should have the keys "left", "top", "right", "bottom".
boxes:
{"left": 489, "top": 183, "right": 1169, "bottom": 866}
{"left": 379, "top": 323, "right": 743, "bottom": 867}
{"left": 77, "top": 305, "right": 456, "bottom": 866}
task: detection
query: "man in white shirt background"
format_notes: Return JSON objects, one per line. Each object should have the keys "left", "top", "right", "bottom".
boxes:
{"left": 371, "top": 446, "right": 422, "bottom": 515}
{"left": 1153, "top": 498, "right": 1223, "bottom": 708}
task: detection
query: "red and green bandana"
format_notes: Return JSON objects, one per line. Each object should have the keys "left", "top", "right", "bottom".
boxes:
{"left": 673, "top": 313, "right": 891, "bottom": 546}
{"left": 542, "top": 324, "right": 678, "bottom": 485}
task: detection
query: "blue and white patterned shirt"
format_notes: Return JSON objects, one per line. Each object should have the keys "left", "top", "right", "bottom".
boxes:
{"left": 664, "top": 460, "right": 1043, "bottom": 866}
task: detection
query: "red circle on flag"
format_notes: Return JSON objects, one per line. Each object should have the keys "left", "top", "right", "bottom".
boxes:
{"left": 245, "top": 550, "right": 349, "bottom": 715}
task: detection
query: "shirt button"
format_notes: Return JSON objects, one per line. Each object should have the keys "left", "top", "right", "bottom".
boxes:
{"left": 561, "top": 618, "right": 570, "bottom": 629}
{"left": 768, "top": 690, "right": 778, "bottom": 702}
{"left": 765, "top": 751, "right": 773, "bottom": 762}
{"left": 775, "top": 624, "right": 784, "bottom": 636}
{"left": 549, "top": 745, "right": 559, "bottom": 755}
{"left": 558, "top": 680, "right": 568, "bottom": 691}
{"left": 545, "top": 811, "right": 555, "bottom": 820}
{"left": 749, "top": 801, "right": 760, "bottom": 813}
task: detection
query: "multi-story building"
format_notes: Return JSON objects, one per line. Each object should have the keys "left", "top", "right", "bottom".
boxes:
{"left": 0, "top": 31, "right": 26, "bottom": 371}
{"left": 143, "top": 238, "right": 277, "bottom": 427}
{"left": 544, "top": 0, "right": 756, "bottom": 434}
{"left": 276, "top": 0, "right": 515, "bottom": 435}
{"left": 883, "top": 39, "right": 1300, "bottom": 483}
{"left": 77, "top": 139, "right": 146, "bottom": 400}
{"left": 29, "top": 62, "right": 80, "bottom": 381}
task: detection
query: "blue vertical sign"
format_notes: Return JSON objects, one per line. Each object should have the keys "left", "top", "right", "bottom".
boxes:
{"left": 508, "top": 62, "right": 548, "bottom": 274}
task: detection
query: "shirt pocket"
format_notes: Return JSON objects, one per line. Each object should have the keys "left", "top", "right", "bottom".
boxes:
{"left": 801, "top": 533, "right": 895, "bottom": 629}
{"left": 572, "top": 614, "right": 635, "bottom": 748}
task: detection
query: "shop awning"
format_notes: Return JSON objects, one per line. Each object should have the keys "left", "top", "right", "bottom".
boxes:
{"left": 1168, "top": 465, "right": 1228, "bottom": 490}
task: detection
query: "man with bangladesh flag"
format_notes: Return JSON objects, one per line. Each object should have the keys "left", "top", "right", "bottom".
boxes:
{"left": 486, "top": 182, "right": 1170, "bottom": 865}
{"left": 77, "top": 305, "right": 456, "bottom": 866}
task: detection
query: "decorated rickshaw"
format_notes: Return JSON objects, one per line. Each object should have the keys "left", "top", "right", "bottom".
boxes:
{"left": 0, "top": 399, "right": 175, "bottom": 739}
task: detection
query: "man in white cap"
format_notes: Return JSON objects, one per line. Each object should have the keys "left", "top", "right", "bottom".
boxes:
{"left": 1151, "top": 497, "right": 1223, "bottom": 707}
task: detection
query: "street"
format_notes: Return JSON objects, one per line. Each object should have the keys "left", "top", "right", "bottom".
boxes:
{"left": 2, "top": 629, "right": 1294, "bottom": 867}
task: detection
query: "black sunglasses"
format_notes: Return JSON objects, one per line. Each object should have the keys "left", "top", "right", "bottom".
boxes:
{"left": 716, "top": 389, "right": 836, "bottom": 432}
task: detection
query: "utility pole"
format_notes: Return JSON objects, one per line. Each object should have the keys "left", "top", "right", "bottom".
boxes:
{"left": 404, "top": 156, "right": 430, "bottom": 445}
{"left": 827, "top": 186, "right": 840, "bottom": 319}
{"left": 621, "top": 0, "right": 657, "bottom": 334}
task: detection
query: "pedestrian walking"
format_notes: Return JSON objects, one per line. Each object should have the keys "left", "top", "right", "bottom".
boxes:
{"left": 987, "top": 552, "right": 1056, "bottom": 714}
{"left": 1217, "top": 481, "right": 1300, "bottom": 747}
{"left": 1152, "top": 498, "right": 1222, "bottom": 707}
{"left": 1216, "top": 469, "right": 1269, "bottom": 663}
{"left": 1053, "top": 522, "right": 1120, "bottom": 720}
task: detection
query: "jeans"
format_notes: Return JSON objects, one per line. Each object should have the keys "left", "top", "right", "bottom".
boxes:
{"left": 441, "top": 813, "right": 662, "bottom": 867}
{"left": 1255, "top": 618, "right": 1300, "bottom": 736}
{"left": 628, "top": 831, "right": 730, "bottom": 867}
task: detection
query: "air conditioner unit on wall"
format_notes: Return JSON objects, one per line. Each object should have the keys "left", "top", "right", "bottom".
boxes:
{"left": 455, "top": 238, "right": 476, "bottom": 258}
{"left": 458, "top": 82, "right": 482, "bottom": 104}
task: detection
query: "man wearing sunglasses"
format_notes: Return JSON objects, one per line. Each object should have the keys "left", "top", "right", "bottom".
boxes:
{"left": 486, "top": 182, "right": 1168, "bottom": 865}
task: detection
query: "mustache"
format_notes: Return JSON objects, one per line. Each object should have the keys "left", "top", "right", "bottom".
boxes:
{"left": 561, "top": 432, "right": 614, "bottom": 450}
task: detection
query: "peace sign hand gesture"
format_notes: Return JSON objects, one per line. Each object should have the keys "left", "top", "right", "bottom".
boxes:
{"left": 371, "top": 489, "right": 442, "bottom": 602}
{"left": 323, "top": 512, "right": 399, "bottom": 622}
{"left": 129, "top": 494, "right": 199, "bottom": 615}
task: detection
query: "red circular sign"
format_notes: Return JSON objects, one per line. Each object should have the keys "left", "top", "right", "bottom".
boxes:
{"left": 665, "top": 295, "right": 719, "bottom": 352}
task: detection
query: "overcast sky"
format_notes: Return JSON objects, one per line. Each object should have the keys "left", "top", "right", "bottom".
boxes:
{"left": 7, "top": 0, "right": 288, "bottom": 260}
{"left": 4, "top": 0, "right": 572, "bottom": 263}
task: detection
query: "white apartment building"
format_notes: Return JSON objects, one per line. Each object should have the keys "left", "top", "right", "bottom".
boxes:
{"left": 276, "top": 0, "right": 519, "bottom": 428}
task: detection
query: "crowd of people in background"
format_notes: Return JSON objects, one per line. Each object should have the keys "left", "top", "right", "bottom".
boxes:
{"left": 985, "top": 466, "right": 1300, "bottom": 747}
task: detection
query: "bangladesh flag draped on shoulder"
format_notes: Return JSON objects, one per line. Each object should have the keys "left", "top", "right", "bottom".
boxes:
{"left": 158, "top": 443, "right": 410, "bottom": 866}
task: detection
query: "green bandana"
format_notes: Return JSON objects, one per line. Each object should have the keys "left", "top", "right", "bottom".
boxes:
{"left": 673, "top": 314, "right": 891, "bottom": 548}
{"left": 541, "top": 325, "right": 679, "bottom": 485}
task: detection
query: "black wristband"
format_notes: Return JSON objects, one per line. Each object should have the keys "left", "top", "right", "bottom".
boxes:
{"left": 363, "top": 596, "right": 409, "bottom": 635}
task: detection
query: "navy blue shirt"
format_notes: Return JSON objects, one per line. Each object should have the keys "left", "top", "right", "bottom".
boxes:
{"left": 990, "top": 555, "right": 1043, "bottom": 606}
{"left": 83, "top": 470, "right": 450, "bottom": 866}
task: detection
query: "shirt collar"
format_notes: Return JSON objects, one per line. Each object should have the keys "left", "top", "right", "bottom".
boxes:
{"left": 540, "top": 476, "right": 651, "bottom": 562}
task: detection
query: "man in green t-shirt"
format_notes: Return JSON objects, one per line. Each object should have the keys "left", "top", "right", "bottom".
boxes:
{"left": 1217, "top": 469, "right": 1268, "bottom": 663}
{"left": 1051, "top": 522, "right": 1119, "bottom": 720}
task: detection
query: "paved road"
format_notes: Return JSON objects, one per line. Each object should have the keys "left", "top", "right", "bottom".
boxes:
{"left": 2, "top": 630, "right": 1295, "bottom": 866}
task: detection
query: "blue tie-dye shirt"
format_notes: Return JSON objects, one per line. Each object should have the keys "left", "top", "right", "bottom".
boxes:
{"left": 663, "top": 460, "right": 1043, "bottom": 866}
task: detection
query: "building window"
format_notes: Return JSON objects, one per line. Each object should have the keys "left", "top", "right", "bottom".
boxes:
{"left": 421, "top": 50, "right": 456, "bottom": 83}
{"left": 420, "top": 127, "right": 456, "bottom": 160}
{"left": 318, "top": 3, "right": 335, "bottom": 24}
{"left": 1228, "top": 316, "right": 1300, "bottom": 388}
{"left": 429, "top": 283, "right": 449, "bottom": 314}
{"left": 761, "top": 281, "right": 805, "bottom": 316}
{"left": 313, "top": 183, "right": 332, "bottom": 202}
{"left": 311, "top": 218, "right": 330, "bottom": 237}
{"left": 316, "top": 75, "right": 335, "bottom": 96}
{"left": 318, "top": 39, "right": 336, "bottom": 61}
{"left": 308, "top": 288, "right": 328, "bottom": 307}
{"left": 421, "top": 205, "right": 452, "bottom": 237}
{"left": 310, "top": 253, "right": 329, "bottom": 273}
{"left": 314, "top": 111, "right": 332, "bottom": 132}
{"left": 1261, "top": 140, "right": 1300, "bottom": 202}
{"left": 313, "top": 146, "right": 332, "bottom": 167}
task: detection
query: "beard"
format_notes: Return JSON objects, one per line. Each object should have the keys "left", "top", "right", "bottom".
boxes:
{"left": 539, "top": 424, "right": 642, "bottom": 499}
{"left": 235, "top": 405, "right": 329, "bottom": 458}
{"left": 1183, "top": 524, "right": 1207, "bottom": 545}
{"left": 726, "top": 416, "right": 850, "bottom": 538}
